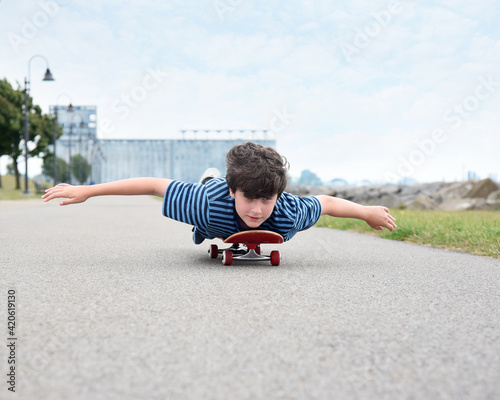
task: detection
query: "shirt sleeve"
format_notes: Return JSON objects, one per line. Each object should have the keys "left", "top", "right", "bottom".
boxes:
{"left": 162, "top": 180, "right": 209, "bottom": 229}
{"left": 275, "top": 193, "right": 322, "bottom": 233}
{"left": 292, "top": 195, "right": 322, "bottom": 231}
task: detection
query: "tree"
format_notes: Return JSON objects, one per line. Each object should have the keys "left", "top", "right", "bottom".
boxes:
{"left": 71, "top": 154, "right": 91, "bottom": 184}
{"left": 42, "top": 155, "right": 70, "bottom": 183}
{"left": 0, "top": 78, "right": 62, "bottom": 189}
{"left": 0, "top": 80, "right": 23, "bottom": 188}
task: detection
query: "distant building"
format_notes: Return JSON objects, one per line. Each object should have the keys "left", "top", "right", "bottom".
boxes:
{"left": 50, "top": 105, "right": 102, "bottom": 184}
{"left": 468, "top": 171, "right": 479, "bottom": 181}
{"left": 51, "top": 105, "right": 276, "bottom": 184}
{"left": 99, "top": 134, "right": 275, "bottom": 183}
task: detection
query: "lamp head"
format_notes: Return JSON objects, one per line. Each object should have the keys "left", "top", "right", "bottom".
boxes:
{"left": 43, "top": 68, "right": 55, "bottom": 81}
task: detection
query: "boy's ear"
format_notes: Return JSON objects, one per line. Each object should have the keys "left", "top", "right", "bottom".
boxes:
{"left": 229, "top": 188, "right": 235, "bottom": 199}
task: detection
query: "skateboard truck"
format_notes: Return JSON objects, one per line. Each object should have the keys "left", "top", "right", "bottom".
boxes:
{"left": 208, "top": 230, "right": 283, "bottom": 266}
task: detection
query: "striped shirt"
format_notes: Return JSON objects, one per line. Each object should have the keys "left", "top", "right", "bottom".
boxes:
{"left": 162, "top": 177, "right": 322, "bottom": 242}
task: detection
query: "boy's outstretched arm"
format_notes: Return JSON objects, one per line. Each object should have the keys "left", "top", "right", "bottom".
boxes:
{"left": 315, "top": 195, "right": 397, "bottom": 231}
{"left": 42, "top": 178, "right": 172, "bottom": 206}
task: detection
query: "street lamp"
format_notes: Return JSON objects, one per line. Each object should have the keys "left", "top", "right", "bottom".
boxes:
{"left": 23, "top": 55, "right": 55, "bottom": 194}
{"left": 53, "top": 105, "right": 58, "bottom": 185}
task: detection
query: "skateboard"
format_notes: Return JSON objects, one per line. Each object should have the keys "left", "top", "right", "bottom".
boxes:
{"left": 209, "top": 230, "right": 284, "bottom": 266}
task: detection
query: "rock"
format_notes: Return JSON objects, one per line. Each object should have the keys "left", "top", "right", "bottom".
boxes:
{"left": 439, "top": 198, "right": 487, "bottom": 211}
{"left": 377, "top": 194, "right": 402, "bottom": 208}
{"left": 287, "top": 184, "right": 310, "bottom": 196}
{"left": 408, "top": 194, "right": 439, "bottom": 210}
{"left": 464, "top": 178, "right": 500, "bottom": 199}
{"left": 419, "top": 182, "right": 450, "bottom": 197}
{"left": 399, "top": 186, "right": 424, "bottom": 205}
{"left": 432, "top": 180, "right": 476, "bottom": 204}
{"left": 486, "top": 189, "right": 500, "bottom": 205}
{"left": 379, "top": 184, "right": 402, "bottom": 196}
{"left": 400, "top": 185, "right": 421, "bottom": 196}
{"left": 286, "top": 179, "right": 499, "bottom": 210}
{"left": 335, "top": 186, "right": 368, "bottom": 203}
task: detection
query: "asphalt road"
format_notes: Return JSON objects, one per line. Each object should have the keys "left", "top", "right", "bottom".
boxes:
{"left": 1, "top": 196, "right": 499, "bottom": 400}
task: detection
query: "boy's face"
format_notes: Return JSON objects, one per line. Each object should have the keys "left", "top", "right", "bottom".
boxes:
{"left": 229, "top": 189, "right": 278, "bottom": 229}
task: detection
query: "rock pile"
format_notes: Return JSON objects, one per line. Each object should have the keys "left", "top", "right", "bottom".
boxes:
{"left": 287, "top": 178, "right": 500, "bottom": 211}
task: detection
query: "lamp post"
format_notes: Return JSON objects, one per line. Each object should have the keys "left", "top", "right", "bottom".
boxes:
{"left": 23, "top": 55, "right": 54, "bottom": 194}
{"left": 52, "top": 105, "right": 58, "bottom": 185}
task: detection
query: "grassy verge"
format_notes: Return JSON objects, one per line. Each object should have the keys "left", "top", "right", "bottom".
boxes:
{"left": 0, "top": 175, "right": 51, "bottom": 200}
{"left": 316, "top": 209, "right": 500, "bottom": 259}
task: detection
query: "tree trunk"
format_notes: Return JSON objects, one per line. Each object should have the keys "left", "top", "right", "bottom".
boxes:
{"left": 12, "top": 157, "right": 20, "bottom": 190}
{"left": 0, "top": 173, "right": 2, "bottom": 188}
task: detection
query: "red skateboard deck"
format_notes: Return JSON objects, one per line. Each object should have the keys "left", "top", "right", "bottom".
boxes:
{"left": 209, "top": 230, "right": 284, "bottom": 266}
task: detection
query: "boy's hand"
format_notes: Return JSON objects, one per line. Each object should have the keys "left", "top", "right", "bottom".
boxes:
{"left": 42, "top": 183, "right": 90, "bottom": 206}
{"left": 363, "top": 206, "right": 397, "bottom": 231}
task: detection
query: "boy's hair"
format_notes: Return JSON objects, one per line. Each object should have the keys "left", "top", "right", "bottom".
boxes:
{"left": 226, "top": 142, "right": 289, "bottom": 199}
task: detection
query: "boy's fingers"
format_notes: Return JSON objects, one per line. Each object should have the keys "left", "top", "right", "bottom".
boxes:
{"left": 60, "top": 198, "right": 74, "bottom": 206}
{"left": 43, "top": 189, "right": 71, "bottom": 202}
{"left": 42, "top": 190, "right": 56, "bottom": 199}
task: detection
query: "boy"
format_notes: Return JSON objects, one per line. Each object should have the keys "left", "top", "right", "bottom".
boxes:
{"left": 42, "top": 142, "right": 396, "bottom": 242}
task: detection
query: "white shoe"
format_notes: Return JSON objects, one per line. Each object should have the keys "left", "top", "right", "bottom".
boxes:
{"left": 199, "top": 168, "right": 221, "bottom": 184}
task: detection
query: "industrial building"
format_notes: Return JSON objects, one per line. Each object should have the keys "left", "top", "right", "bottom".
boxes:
{"left": 99, "top": 136, "right": 275, "bottom": 183}
{"left": 51, "top": 105, "right": 275, "bottom": 184}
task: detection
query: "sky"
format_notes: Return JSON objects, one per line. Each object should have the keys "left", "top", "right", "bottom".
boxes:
{"left": 1, "top": 0, "right": 500, "bottom": 184}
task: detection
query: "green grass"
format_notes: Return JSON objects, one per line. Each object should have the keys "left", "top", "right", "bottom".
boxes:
{"left": 316, "top": 209, "right": 500, "bottom": 258}
{"left": 0, "top": 174, "right": 51, "bottom": 200}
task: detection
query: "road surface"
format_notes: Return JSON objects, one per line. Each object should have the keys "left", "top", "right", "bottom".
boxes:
{"left": 1, "top": 196, "right": 499, "bottom": 400}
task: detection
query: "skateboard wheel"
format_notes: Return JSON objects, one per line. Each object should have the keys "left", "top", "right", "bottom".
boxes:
{"left": 209, "top": 244, "right": 219, "bottom": 259}
{"left": 270, "top": 250, "right": 280, "bottom": 266}
{"left": 222, "top": 250, "right": 233, "bottom": 266}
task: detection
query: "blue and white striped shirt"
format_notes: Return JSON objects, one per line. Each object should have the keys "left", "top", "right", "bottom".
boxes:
{"left": 162, "top": 177, "right": 322, "bottom": 242}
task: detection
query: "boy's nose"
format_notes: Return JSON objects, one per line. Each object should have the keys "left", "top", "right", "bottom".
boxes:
{"left": 251, "top": 201, "right": 262, "bottom": 214}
